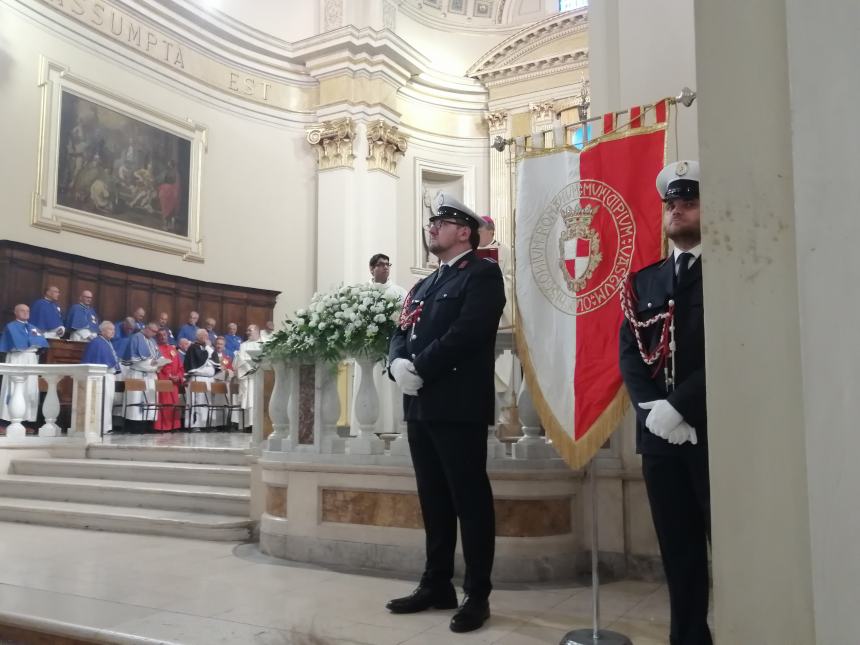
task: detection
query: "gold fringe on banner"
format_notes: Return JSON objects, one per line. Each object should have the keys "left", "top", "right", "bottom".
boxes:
{"left": 515, "top": 307, "right": 630, "bottom": 470}
{"left": 513, "top": 115, "right": 671, "bottom": 470}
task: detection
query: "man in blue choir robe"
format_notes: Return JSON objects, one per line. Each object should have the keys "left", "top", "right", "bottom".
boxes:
{"left": 112, "top": 317, "right": 136, "bottom": 358}
{"left": 177, "top": 311, "right": 200, "bottom": 343}
{"left": 121, "top": 322, "right": 160, "bottom": 430}
{"left": 66, "top": 290, "right": 100, "bottom": 341}
{"left": 113, "top": 307, "right": 146, "bottom": 344}
{"left": 81, "top": 321, "right": 121, "bottom": 433}
{"left": 223, "top": 322, "right": 241, "bottom": 358}
{"left": 29, "top": 286, "right": 66, "bottom": 339}
{"left": 204, "top": 317, "right": 218, "bottom": 346}
{"left": 132, "top": 307, "right": 146, "bottom": 331}
{"left": 0, "top": 304, "right": 49, "bottom": 424}
{"left": 157, "top": 312, "right": 177, "bottom": 346}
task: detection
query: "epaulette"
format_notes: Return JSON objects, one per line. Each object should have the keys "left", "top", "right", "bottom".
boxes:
{"left": 636, "top": 256, "right": 672, "bottom": 275}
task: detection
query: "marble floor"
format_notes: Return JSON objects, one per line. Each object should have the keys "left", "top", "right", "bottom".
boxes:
{"left": 0, "top": 522, "right": 672, "bottom": 645}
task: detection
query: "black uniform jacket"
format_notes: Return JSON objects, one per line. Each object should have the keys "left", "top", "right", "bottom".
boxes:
{"left": 619, "top": 255, "right": 707, "bottom": 455}
{"left": 389, "top": 251, "right": 505, "bottom": 425}
{"left": 184, "top": 344, "right": 220, "bottom": 374}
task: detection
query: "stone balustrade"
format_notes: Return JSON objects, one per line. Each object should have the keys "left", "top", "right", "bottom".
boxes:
{"left": 250, "top": 331, "right": 563, "bottom": 469}
{"left": 0, "top": 363, "right": 108, "bottom": 443}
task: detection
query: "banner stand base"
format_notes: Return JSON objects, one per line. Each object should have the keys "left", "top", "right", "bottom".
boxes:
{"left": 558, "top": 462, "right": 634, "bottom": 645}
{"left": 559, "top": 629, "right": 633, "bottom": 645}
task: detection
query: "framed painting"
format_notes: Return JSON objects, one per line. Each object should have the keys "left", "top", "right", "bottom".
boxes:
{"left": 32, "top": 58, "right": 207, "bottom": 262}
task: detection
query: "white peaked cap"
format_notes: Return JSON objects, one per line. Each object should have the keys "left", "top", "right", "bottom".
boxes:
{"left": 433, "top": 192, "right": 482, "bottom": 228}
{"left": 656, "top": 160, "right": 700, "bottom": 200}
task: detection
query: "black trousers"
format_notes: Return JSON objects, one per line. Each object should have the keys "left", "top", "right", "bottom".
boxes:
{"left": 642, "top": 451, "right": 713, "bottom": 645}
{"left": 407, "top": 420, "right": 495, "bottom": 599}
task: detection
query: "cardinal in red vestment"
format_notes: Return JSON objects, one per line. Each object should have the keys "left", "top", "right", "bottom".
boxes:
{"left": 154, "top": 329, "right": 184, "bottom": 431}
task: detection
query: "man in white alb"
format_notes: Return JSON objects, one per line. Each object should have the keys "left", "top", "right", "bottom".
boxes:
{"left": 351, "top": 253, "right": 409, "bottom": 436}
{"left": 232, "top": 324, "right": 262, "bottom": 431}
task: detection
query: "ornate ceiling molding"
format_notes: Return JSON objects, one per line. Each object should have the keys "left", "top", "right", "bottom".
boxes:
{"left": 394, "top": 0, "right": 548, "bottom": 34}
{"left": 467, "top": 10, "right": 588, "bottom": 84}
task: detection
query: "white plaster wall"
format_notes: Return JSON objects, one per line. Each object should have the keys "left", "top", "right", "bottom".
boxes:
{"left": 785, "top": 1, "right": 860, "bottom": 642}
{"left": 588, "top": 0, "right": 698, "bottom": 160}
{"left": 202, "top": 0, "right": 320, "bottom": 43}
{"left": 394, "top": 10, "right": 518, "bottom": 77}
{"left": 0, "top": 4, "right": 318, "bottom": 324}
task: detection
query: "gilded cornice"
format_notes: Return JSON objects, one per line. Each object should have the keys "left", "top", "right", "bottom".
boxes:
{"left": 307, "top": 118, "right": 357, "bottom": 170}
{"left": 365, "top": 120, "right": 408, "bottom": 175}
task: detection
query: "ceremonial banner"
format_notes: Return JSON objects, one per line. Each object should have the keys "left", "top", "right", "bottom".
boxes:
{"left": 515, "top": 117, "right": 666, "bottom": 468}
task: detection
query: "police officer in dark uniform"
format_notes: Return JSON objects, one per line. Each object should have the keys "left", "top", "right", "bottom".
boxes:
{"left": 619, "top": 160, "right": 711, "bottom": 645}
{"left": 386, "top": 193, "right": 505, "bottom": 633}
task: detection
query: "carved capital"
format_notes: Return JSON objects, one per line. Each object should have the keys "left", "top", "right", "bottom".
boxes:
{"left": 365, "top": 120, "right": 408, "bottom": 175}
{"left": 529, "top": 102, "right": 555, "bottom": 121}
{"left": 306, "top": 118, "right": 356, "bottom": 170}
{"left": 485, "top": 111, "right": 509, "bottom": 132}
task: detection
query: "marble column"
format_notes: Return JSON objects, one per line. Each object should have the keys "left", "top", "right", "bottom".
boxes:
{"left": 307, "top": 116, "right": 408, "bottom": 292}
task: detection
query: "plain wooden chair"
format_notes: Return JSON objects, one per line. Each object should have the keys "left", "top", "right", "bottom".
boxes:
{"left": 122, "top": 378, "right": 157, "bottom": 420}
{"left": 186, "top": 379, "right": 212, "bottom": 429}
{"left": 153, "top": 379, "right": 184, "bottom": 429}
{"left": 112, "top": 379, "right": 126, "bottom": 418}
{"left": 209, "top": 381, "right": 234, "bottom": 430}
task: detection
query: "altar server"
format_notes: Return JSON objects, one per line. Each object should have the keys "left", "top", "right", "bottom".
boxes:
{"left": 223, "top": 323, "right": 241, "bottom": 358}
{"left": 81, "top": 321, "right": 121, "bottom": 433}
{"left": 177, "top": 311, "right": 201, "bottom": 343}
{"left": 184, "top": 328, "right": 218, "bottom": 430}
{"left": 157, "top": 312, "right": 177, "bottom": 346}
{"left": 0, "top": 304, "right": 49, "bottom": 424}
{"left": 122, "top": 322, "right": 160, "bottom": 427}
{"left": 112, "top": 317, "right": 136, "bottom": 358}
{"left": 29, "top": 286, "right": 65, "bottom": 338}
{"left": 66, "top": 290, "right": 100, "bottom": 341}
{"left": 232, "top": 324, "right": 261, "bottom": 431}
{"left": 154, "top": 329, "right": 183, "bottom": 431}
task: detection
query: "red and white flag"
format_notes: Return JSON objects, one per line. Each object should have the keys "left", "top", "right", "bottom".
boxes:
{"left": 515, "top": 111, "right": 667, "bottom": 467}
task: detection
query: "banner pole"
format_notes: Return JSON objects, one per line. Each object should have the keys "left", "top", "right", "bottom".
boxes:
{"left": 560, "top": 460, "right": 632, "bottom": 645}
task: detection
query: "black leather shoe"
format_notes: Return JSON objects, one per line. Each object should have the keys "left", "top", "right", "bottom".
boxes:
{"left": 449, "top": 596, "right": 490, "bottom": 633}
{"left": 385, "top": 585, "right": 458, "bottom": 614}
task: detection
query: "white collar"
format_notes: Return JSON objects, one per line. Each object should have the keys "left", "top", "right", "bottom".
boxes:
{"left": 672, "top": 244, "right": 702, "bottom": 263}
{"left": 441, "top": 249, "right": 472, "bottom": 268}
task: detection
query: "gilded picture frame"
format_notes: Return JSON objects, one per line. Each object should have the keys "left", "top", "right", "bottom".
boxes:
{"left": 32, "top": 57, "right": 207, "bottom": 262}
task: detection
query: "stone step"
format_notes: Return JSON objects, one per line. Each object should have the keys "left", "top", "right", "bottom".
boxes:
{"left": 0, "top": 497, "right": 250, "bottom": 541}
{"left": 87, "top": 443, "right": 250, "bottom": 466}
{"left": 10, "top": 458, "right": 250, "bottom": 489}
{"left": 0, "top": 474, "right": 249, "bottom": 516}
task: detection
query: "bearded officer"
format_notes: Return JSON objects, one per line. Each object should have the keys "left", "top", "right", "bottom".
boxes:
{"left": 386, "top": 193, "right": 505, "bottom": 633}
{"left": 619, "top": 160, "right": 710, "bottom": 645}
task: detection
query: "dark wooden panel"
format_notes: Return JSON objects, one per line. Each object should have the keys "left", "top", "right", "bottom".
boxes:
{"left": 0, "top": 240, "right": 279, "bottom": 336}
{"left": 246, "top": 305, "right": 270, "bottom": 328}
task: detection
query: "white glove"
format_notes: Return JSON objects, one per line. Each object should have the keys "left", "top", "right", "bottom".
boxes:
{"left": 638, "top": 399, "right": 684, "bottom": 439}
{"left": 665, "top": 421, "right": 699, "bottom": 446}
{"left": 390, "top": 358, "right": 423, "bottom": 395}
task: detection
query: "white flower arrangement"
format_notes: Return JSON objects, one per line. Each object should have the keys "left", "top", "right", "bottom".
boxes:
{"left": 262, "top": 283, "right": 403, "bottom": 364}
